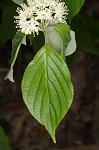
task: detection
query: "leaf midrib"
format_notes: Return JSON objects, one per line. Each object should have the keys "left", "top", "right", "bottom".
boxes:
{"left": 44, "top": 49, "right": 53, "bottom": 133}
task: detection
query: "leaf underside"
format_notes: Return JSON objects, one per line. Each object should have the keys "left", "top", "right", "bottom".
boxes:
{"left": 12, "top": 0, "right": 24, "bottom": 5}
{"left": 65, "top": 30, "right": 76, "bottom": 56}
{"left": 22, "top": 44, "right": 73, "bottom": 143}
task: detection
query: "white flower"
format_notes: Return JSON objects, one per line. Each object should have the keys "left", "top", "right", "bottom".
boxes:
{"left": 15, "top": 0, "right": 68, "bottom": 35}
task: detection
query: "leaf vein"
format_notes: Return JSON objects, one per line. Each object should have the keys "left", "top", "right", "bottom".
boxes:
{"left": 49, "top": 54, "right": 72, "bottom": 99}
{"left": 48, "top": 79, "right": 61, "bottom": 120}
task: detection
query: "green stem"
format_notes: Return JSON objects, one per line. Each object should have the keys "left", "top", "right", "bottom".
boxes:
{"left": 42, "top": 20, "right": 47, "bottom": 44}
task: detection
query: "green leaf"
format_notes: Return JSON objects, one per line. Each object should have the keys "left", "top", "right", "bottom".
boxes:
{"left": 45, "top": 26, "right": 63, "bottom": 54}
{"left": 65, "top": 30, "right": 76, "bottom": 56}
{"left": 65, "top": 0, "right": 85, "bottom": 23}
{"left": 55, "top": 23, "right": 71, "bottom": 58}
{"left": 12, "top": 0, "right": 23, "bottom": 5}
{"left": 0, "top": 126, "right": 11, "bottom": 150}
{"left": 12, "top": 0, "right": 26, "bottom": 5}
{"left": 22, "top": 44, "right": 74, "bottom": 143}
{"left": 5, "top": 32, "right": 26, "bottom": 82}
{"left": 55, "top": 24, "right": 70, "bottom": 50}
{"left": 45, "top": 23, "right": 70, "bottom": 59}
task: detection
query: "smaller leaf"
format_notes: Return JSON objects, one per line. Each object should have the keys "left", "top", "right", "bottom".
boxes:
{"left": 65, "top": 30, "right": 76, "bottom": 56}
{"left": 5, "top": 68, "right": 14, "bottom": 82}
{"left": 12, "top": 0, "right": 24, "bottom": 5}
{"left": 0, "top": 126, "right": 11, "bottom": 150}
{"left": 55, "top": 23, "right": 70, "bottom": 49}
{"left": 45, "top": 23, "right": 70, "bottom": 59}
{"left": 22, "top": 36, "right": 26, "bottom": 45}
{"left": 5, "top": 31, "right": 26, "bottom": 82}
{"left": 45, "top": 26, "right": 63, "bottom": 54}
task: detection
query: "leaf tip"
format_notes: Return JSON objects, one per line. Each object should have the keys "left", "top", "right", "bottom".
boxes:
{"left": 4, "top": 68, "right": 15, "bottom": 82}
{"left": 50, "top": 132, "right": 56, "bottom": 143}
{"left": 53, "top": 137, "right": 56, "bottom": 144}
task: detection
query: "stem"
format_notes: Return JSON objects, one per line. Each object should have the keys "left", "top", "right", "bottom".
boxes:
{"left": 42, "top": 20, "right": 47, "bottom": 44}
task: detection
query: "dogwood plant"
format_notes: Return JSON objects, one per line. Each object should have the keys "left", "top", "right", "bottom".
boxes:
{"left": 5, "top": 0, "right": 85, "bottom": 143}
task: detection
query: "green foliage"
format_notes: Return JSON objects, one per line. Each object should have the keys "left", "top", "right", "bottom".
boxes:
{"left": 12, "top": 0, "right": 26, "bottom": 5}
{"left": 65, "top": 30, "right": 76, "bottom": 56}
{"left": 5, "top": 32, "right": 26, "bottom": 82}
{"left": 65, "top": 0, "right": 85, "bottom": 23}
{"left": 0, "top": 127, "right": 11, "bottom": 150}
{"left": 45, "top": 23, "right": 71, "bottom": 59}
{"left": 12, "top": 0, "right": 24, "bottom": 5}
{"left": 55, "top": 24, "right": 71, "bottom": 59}
{"left": 45, "top": 26, "right": 64, "bottom": 55}
{"left": 22, "top": 44, "right": 74, "bottom": 143}
{"left": 4, "top": 0, "right": 87, "bottom": 143}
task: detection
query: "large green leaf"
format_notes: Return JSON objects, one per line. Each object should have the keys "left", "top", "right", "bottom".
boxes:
{"left": 22, "top": 44, "right": 74, "bottom": 143}
{"left": 0, "top": 127, "right": 11, "bottom": 150}
{"left": 5, "top": 32, "right": 26, "bottom": 82}
{"left": 65, "top": 0, "right": 85, "bottom": 23}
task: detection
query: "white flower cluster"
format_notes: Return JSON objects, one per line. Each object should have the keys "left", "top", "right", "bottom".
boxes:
{"left": 15, "top": 0, "right": 68, "bottom": 35}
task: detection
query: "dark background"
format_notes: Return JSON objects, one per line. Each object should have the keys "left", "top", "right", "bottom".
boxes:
{"left": 0, "top": 0, "right": 99, "bottom": 149}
